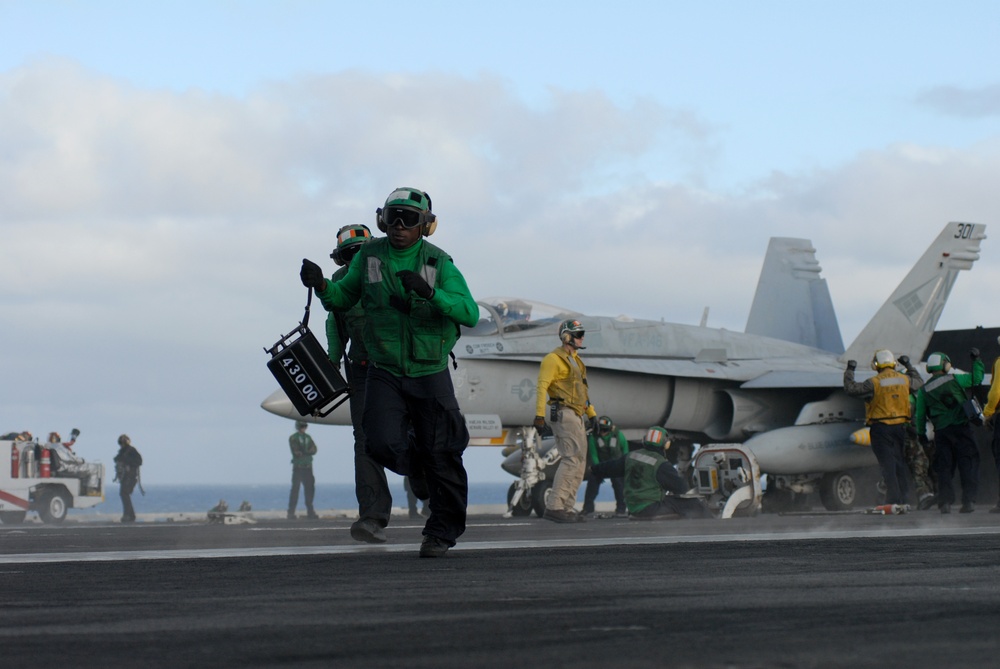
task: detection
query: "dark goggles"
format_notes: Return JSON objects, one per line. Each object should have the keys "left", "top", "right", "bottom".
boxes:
{"left": 384, "top": 207, "right": 423, "bottom": 229}
{"left": 571, "top": 331, "right": 586, "bottom": 339}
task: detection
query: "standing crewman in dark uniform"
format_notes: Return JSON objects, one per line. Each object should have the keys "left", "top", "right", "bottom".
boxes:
{"left": 915, "top": 349, "right": 985, "bottom": 513}
{"left": 287, "top": 421, "right": 318, "bottom": 520}
{"left": 982, "top": 337, "right": 1000, "bottom": 513}
{"left": 534, "top": 319, "right": 598, "bottom": 524}
{"left": 592, "top": 426, "right": 710, "bottom": 519}
{"left": 300, "top": 187, "right": 478, "bottom": 558}
{"left": 323, "top": 224, "right": 392, "bottom": 544}
{"left": 844, "top": 350, "right": 923, "bottom": 506}
{"left": 113, "top": 434, "right": 142, "bottom": 523}
{"left": 582, "top": 416, "right": 629, "bottom": 517}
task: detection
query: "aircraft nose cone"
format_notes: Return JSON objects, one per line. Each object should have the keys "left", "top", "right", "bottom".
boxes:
{"left": 260, "top": 389, "right": 296, "bottom": 418}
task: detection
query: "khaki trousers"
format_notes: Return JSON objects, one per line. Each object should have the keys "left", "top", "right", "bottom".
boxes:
{"left": 546, "top": 407, "right": 587, "bottom": 512}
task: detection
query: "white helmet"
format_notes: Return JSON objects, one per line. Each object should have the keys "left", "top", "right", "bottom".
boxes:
{"left": 872, "top": 349, "right": 896, "bottom": 370}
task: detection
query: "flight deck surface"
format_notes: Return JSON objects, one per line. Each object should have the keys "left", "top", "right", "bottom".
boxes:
{"left": 2, "top": 512, "right": 998, "bottom": 668}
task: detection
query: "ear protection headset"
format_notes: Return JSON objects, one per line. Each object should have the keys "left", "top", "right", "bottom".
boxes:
{"left": 375, "top": 187, "right": 437, "bottom": 237}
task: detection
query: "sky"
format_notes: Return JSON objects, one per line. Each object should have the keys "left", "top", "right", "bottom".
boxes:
{"left": 2, "top": 1, "right": 1000, "bottom": 487}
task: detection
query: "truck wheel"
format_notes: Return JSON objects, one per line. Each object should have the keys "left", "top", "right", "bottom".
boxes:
{"left": 819, "top": 472, "right": 856, "bottom": 511}
{"left": 37, "top": 488, "right": 71, "bottom": 524}
{"left": 506, "top": 483, "right": 533, "bottom": 516}
{"left": 530, "top": 480, "right": 553, "bottom": 518}
{"left": 0, "top": 511, "right": 27, "bottom": 525}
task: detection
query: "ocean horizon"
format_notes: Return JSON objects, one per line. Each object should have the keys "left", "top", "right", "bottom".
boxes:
{"left": 71, "top": 480, "right": 619, "bottom": 516}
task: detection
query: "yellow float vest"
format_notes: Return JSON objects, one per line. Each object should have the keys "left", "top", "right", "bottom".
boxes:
{"left": 545, "top": 347, "right": 590, "bottom": 416}
{"left": 866, "top": 370, "right": 910, "bottom": 425}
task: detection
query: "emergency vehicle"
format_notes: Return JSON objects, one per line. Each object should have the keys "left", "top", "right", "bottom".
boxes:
{"left": 2, "top": 433, "right": 105, "bottom": 524}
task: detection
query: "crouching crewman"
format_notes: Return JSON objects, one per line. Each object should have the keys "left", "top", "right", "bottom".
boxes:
{"left": 591, "top": 427, "right": 711, "bottom": 520}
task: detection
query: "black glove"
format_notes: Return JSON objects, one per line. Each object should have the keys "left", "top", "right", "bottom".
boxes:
{"left": 300, "top": 259, "right": 326, "bottom": 290}
{"left": 533, "top": 416, "right": 546, "bottom": 430}
{"left": 970, "top": 347, "right": 980, "bottom": 360}
{"left": 388, "top": 294, "right": 411, "bottom": 315}
{"left": 396, "top": 270, "right": 434, "bottom": 299}
{"left": 846, "top": 360, "right": 857, "bottom": 371}
{"left": 898, "top": 355, "right": 910, "bottom": 367}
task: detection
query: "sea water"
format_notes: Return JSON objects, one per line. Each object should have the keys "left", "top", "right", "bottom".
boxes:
{"left": 71, "top": 479, "right": 618, "bottom": 516}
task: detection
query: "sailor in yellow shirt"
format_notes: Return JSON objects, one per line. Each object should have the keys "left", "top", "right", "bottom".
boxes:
{"left": 533, "top": 319, "right": 598, "bottom": 523}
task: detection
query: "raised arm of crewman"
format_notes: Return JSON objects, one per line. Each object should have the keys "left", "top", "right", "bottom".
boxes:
{"left": 304, "top": 241, "right": 478, "bottom": 329}
{"left": 843, "top": 354, "right": 923, "bottom": 399}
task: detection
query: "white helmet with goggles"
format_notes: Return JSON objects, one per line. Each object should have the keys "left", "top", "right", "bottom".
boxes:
{"left": 871, "top": 349, "right": 896, "bottom": 370}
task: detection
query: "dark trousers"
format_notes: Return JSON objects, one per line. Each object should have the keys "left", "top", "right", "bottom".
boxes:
{"left": 288, "top": 466, "right": 315, "bottom": 513}
{"left": 992, "top": 418, "right": 1000, "bottom": 504}
{"left": 582, "top": 473, "right": 626, "bottom": 514}
{"left": 363, "top": 366, "right": 469, "bottom": 545}
{"left": 870, "top": 422, "right": 910, "bottom": 505}
{"left": 933, "top": 424, "right": 980, "bottom": 507}
{"left": 347, "top": 361, "right": 391, "bottom": 527}
{"left": 119, "top": 476, "right": 136, "bottom": 521}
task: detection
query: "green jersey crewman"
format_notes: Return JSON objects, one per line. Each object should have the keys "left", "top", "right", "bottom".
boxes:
{"left": 300, "top": 187, "right": 478, "bottom": 558}
{"left": 323, "top": 224, "right": 392, "bottom": 544}
{"left": 592, "top": 427, "right": 711, "bottom": 520}
{"left": 914, "top": 349, "right": 984, "bottom": 513}
{"left": 582, "top": 416, "right": 629, "bottom": 517}
{"left": 287, "top": 421, "right": 318, "bottom": 519}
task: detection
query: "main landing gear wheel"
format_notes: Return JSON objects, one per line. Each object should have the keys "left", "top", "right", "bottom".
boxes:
{"left": 37, "top": 488, "right": 71, "bottom": 524}
{"left": 530, "top": 480, "right": 554, "bottom": 518}
{"left": 819, "top": 471, "right": 857, "bottom": 511}
{"left": 506, "top": 483, "right": 533, "bottom": 517}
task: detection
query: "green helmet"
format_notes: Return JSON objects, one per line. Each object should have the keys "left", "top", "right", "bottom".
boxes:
{"left": 559, "top": 319, "right": 585, "bottom": 344}
{"left": 926, "top": 352, "right": 951, "bottom": 373}
{"left": 331, "top": 224, "right": 372, "bottom": 266}
{"left": 375, "top": 187, "right": 437, "bottom": 236}
{"left": 596, "top": 416, "right": 614, "bottom": 434}
{"left": 642, "top": 426, "right": 672, "bottom": 451}
{"left": 295, "top": 421, "right": 308, "bottom": 430}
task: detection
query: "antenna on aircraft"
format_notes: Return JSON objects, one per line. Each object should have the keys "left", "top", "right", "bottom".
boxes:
{"left": 700, "top": 307, "right": 710, "bottom": 327}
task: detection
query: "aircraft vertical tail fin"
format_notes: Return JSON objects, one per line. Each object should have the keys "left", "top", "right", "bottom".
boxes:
{"left": 745, "top": 237, "right": 845, "bottom": 354}
{"left": 843, "top": 222, "right": 986, "bottom": 363}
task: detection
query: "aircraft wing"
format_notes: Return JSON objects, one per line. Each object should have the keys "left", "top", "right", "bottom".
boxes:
{"left": 461, "top": 354, "right": 845, "bottom": 386}
{"left": 738, "top": 370, "right": 847, "bottom": 389}
{"left": 586, "top": 356, "right": 762, "bottom": 381}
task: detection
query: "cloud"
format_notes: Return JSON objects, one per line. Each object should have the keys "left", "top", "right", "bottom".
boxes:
{"left": 915, "top": 83, "right": 1000, "bottom": 118}
{"left": 2, "top": 59, "right": 999, "bottom": 486}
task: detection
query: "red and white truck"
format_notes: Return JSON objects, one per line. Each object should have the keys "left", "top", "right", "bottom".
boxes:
{"left": 2, "top": 433, "right": 105, "bottom": 524}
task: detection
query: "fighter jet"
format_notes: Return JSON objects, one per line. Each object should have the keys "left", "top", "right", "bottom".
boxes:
{"left": 261, "top": 222, "right": 985, "bottom": 514}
